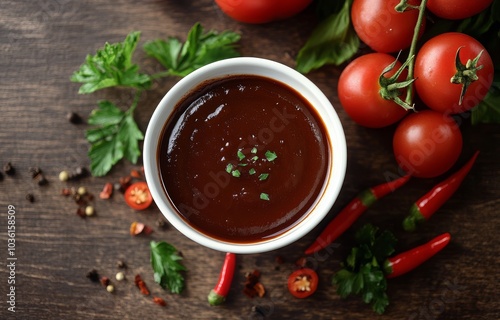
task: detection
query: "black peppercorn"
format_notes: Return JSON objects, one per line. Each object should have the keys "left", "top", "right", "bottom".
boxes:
{"left": 25, "top": 193, "right": 35, "bottom": 202}
{"left": 37, "top": 176, "right": 49, "bottom": 186}
{"left": 156, "top": 218, "right": 168, "bottom": 230}
{"left": 117, "top": 260, "right": 127, "bottom": 269}
{"left": 86, "top": 269, "right": 100, "bottom": 282}
{"left": 67, "top": 112, "right": 83, "bottom": 124}
{"left": 29, "top": 167, "right": 42, "bottom": 179}
{"left": 3, "top": 162, "right": 15, "bottom": 175}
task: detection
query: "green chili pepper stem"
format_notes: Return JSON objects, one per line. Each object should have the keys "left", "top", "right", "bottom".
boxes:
{"left": 402, "top": 204, "right": 426, "bottom": 232}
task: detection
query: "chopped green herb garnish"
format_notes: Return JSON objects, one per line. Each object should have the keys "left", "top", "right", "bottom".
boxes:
{"left": 225, "top": 147, "right": 277, "bottom": 200}
{"left": 231, "top": 170, "right": 241, "bottom": 177}
{"left": 258, "top": 173, "right": 269, "bottom": 181}
{"left": 265, "top": 150, "right": 277, "bottom": 162}
{"left": 237, "top": 149, "right": 245, "bottom": 161}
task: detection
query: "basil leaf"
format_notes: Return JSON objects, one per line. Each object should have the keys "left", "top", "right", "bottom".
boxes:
{"left": 296, "top": 0, "right": 359, "bottom": 73}
{"left": 471, "top": 82, "right": 500, "bottom": 124}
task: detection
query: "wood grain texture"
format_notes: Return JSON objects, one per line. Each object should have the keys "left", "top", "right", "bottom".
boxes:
{"left": 1, "top": 0, "right": 499, "bottom": 319}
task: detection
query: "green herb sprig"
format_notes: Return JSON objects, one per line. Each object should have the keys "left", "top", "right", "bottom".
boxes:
{"left": 150, "top": 241, "right": 186, "bottom": 294}
{"left": 71, "top": 23, "right": 241, "bottom": 176}
{"left": 333, "top": 224, "right": 397, "bottom": 314}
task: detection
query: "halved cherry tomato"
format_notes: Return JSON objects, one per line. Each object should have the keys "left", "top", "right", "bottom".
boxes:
{"left": 124, "top": 182, "right": 153, "bottom": 210}
{"left": 287, "top": 268, "right": 318, "bottom": 298}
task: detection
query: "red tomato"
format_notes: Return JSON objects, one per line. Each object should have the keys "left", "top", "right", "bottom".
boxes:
{"left": 124, "top": 182, "right": 153, "bottom": 210}
{"left": 393, "top": 110, "right": 463, "bottom": 178}
{"left": 351, "top": 0, "right": 425, "bottom": 53}
{"left": 338, "top": 53, "right": 408, "bottom": 128}
{"left": 287, "top": 268, "right": 318, "bottom": 298}
{"left": 214, "top": 0, "right": 312, "bottom": 24}
{"left": 427, "top": 0, "right": 493, "bottom": 20}
{"left": 414, "top": 32, "right": 494, "bottom": 115}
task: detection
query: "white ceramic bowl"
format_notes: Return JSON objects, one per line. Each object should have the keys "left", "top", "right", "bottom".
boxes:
{"left": 144, "top": 57, "right": 346, "bottom": 254}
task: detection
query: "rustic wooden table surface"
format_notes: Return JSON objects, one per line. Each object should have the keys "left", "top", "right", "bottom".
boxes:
{"left": 1, "top": 1, "right": 499, "bottom": 319}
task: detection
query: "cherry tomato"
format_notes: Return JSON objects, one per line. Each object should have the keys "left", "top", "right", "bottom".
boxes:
{"left": 287, "top": 268, "right": 318, "bottom": 299}
{"left": 338, "top": 53, "right": 408, "bottom": 128}
{"left": 393, "top": 110, "right": 463, "bottom": 178}
{"left": 124, "top": 182, "right": 153, "bottom": 210}
{"left": 351, "top": 0, "right": 425, "bottom": 53}
{"left": 427, "top": 0, "right": 493, "bottom": 20}
{"left": 414, "top": 32, "right": 494, "bottom": 115}
{"left": 214, "top": 0, "right": 312, "bottom": 24}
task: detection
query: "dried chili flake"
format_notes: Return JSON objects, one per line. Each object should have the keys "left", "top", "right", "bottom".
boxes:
{"left": 100, "top": 276, "right": 110, "bottom": 287}
{"left": 295, "top": 256, "right": 309, "bottom": 268}
{"left": 118, "top": 176, "right": 132, "bottom": 193}
{"left": 76, "top": 207, "right": 86, "bottom": 218}
{"left": 135, "top": 274, "right": 150, "bottom": 296}
{"left": 61, "top": 188, "right": 72, "bottom": 196}
{"left": 130, "top": 222, "right": 154, "bottom": 236}
{"left": 153, "top": 297, "right": 167, "bottom": 307}
{"left": 130, "top": 169, "right": 141, "bottom": 178}
{"left": 99, "top": 182, "right": 113, "bottom": 199}
{"left": 243, "top": 269, "right": 265, "bottom": 298}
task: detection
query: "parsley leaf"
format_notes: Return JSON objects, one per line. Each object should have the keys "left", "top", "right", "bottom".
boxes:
{"left": 333, "top": 224, "right": 396, "bottom": 314}
{"left": 296, "top": 0, "right": 359, "bottom": 73}
{"left": 71, "top": 32, "right": 151, "bottom": 93}
{"left": 150, "top": 241, "right": 186, "bottom": 294}
{"left": 144, "top": 22, "right": 241, "bottom": 77}
{"left": 85, "top": 100, "right": 143, "bottom": 176}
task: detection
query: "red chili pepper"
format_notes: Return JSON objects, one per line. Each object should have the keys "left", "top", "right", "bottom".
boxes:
{"left": 403, "top": 151, "right": 479, "bottom": 232}
{"left": 384, "top": 233, "right": 451, "bottom": 278}
{"left": 208, "top": 252, "right": 236, "bottom": 306}
{"left": 305, "top": 174, "right": 411, "bottom": 255}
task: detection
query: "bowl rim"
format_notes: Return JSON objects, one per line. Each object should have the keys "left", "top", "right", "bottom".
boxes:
{"left": 144, "top": 57, "right": 347, "bottom": 254}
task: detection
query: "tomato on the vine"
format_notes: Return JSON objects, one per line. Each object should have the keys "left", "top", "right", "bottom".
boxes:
{"left": 338, "top": 53, "right": 408, "bottom": 128}
{"left": 124, "top": 181, "right": 153, "bottom": 210}
{"left": 214, "top": 0, "right": 312, "bottom": 24}
{"left": 426, "top": 0, "right": 493, "bottom": 20}
{"left": 393, "top": 110, "right": 463, "bottom": 178}
{"left": 351, "top": 0, "right": 425, "bottom": 53}
{"left": 414, "top": 32, "right": 494, "bottom": 115}
{"left": 287, "top": 268, "right": 318, "bottom": 298}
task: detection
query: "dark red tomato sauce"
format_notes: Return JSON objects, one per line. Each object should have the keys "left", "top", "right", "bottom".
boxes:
{"left": 158, "top": 75, "right": 330, "bottom": 243}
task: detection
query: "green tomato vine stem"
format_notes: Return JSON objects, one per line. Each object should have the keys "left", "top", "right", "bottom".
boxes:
{"left": 403, "top": 0, "right": 428, "bottom": 107}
